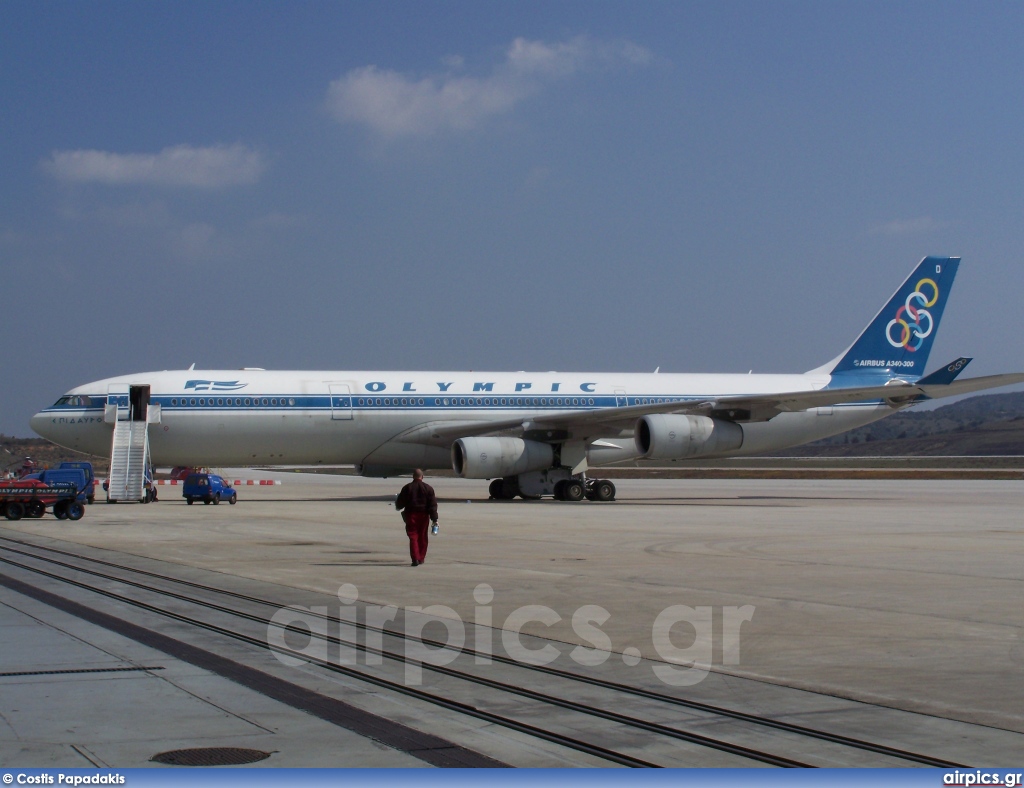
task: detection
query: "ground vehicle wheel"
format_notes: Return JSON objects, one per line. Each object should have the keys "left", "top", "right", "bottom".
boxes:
{"left": 563, "top": 480, "right": 585, "bottom": 501}
{"left": 87, "top": 495, "right": 95, "bottom": 505}
{"left": 204, "top": 498, "right": 211, "bottom": 505}
{"left": 53, "top": 501, "right": 69, "bottom": 519}
{"left": 27, "top": 501, "right": 45, "bottom": 518}
{"left": 6, "top": 502, "right": 25, "bottom": 520}
{"left": 594, "top": 480, "right": 616, "bottom": 502}
{"left": 187, "top": 498, "right": 194, "bottom": 505}
{"left": 66, "top": 502, "right": 84, "bottom": 521}
{"left": 229, "top": 493, "right": 237, "bottom": 505}
{"left": 212, "top": 496, "right": 220, "bottom": 505}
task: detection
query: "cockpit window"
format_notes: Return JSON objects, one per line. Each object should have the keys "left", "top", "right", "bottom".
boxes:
{"left": 52, "top": 395, "right": 93, "bottom": 407}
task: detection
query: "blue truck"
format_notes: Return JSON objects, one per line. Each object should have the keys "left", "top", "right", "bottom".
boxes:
{"left": 183, "top": 473, "right": 237, "bottom": 505}
{"left": 57, "top": 462, "right": 97, "bottom": 504}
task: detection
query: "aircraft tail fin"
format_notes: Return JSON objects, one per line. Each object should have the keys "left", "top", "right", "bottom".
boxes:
{"left": 813, "top": 256, "right": 960, "bottom": 379}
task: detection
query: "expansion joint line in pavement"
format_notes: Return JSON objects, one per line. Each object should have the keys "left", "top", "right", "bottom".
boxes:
{"left": 0, "top": 570, "right": 508, "bottom": 768}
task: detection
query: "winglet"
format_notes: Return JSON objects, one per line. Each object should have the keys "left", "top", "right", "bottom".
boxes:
{"left": 915, "top": 357, "right": 972, "bottom": 386}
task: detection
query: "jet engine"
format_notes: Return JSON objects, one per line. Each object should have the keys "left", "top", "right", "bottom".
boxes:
{"left": 635, "top": 414, "right": 743, "bottom": 460}
{"left": 451, "top": 437, "right": 554, "bottom": 479}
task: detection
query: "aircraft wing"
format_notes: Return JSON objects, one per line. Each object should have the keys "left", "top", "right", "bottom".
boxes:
{"left": 679, "top": 372, "right": 1024, "bottom": 417}
{"left": 394, "top": 373, "right": 1024, "bottom": 446}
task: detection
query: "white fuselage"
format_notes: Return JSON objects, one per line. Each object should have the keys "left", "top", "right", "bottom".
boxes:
{"left": 31, "top": 369, "right": 897, "bottom": 469}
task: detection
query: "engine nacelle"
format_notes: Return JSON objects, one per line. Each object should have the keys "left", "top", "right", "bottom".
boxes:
{"left": 635, "top": 414, "right": 743, "bottom": 460}
{"left": 452, "top": 437, "right": 554, "bottom": 479}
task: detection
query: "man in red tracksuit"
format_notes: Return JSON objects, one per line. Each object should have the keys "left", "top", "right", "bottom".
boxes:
{"left": 395, "top": 469, "right": 439, "bottom": 567}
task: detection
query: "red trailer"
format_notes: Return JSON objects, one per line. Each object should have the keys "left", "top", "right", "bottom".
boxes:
{"left": 0, "top": 479, "right": 85, "bottom": 520}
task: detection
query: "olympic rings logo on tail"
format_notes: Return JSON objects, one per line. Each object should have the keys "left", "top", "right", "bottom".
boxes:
{"left": 886, "top": 278, "right": 939, "bottom": 351}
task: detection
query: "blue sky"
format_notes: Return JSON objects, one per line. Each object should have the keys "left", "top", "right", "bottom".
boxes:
{"left": 3, "top": 2, "right": 1024, "bottom": 437}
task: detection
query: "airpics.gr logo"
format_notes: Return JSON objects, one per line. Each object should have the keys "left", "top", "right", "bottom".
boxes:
{"left": 184, "top": 379, "right": 248, "bottom": 392}
{"left": 885, "top": 277, "right": 939, "bottom": 352}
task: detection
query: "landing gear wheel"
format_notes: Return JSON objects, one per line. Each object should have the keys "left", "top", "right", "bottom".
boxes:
{"left": 553, "top": 480, "right": 567, "bottom": 501}
{"left": 5, "top": 502, "right": 24, "bottom": 521}
{"left": 594, "top": 480, "right": 616, "bottom": 502}
{"left": 26, "top": 501, "right": 45, "bottom": 518}
{"left": 563, "top": 480, "right": 585, "bottom": 502}
{"left": 53, "top": 501, "right": 69, "bottom": 520}
{"left": 66, "top": 502, "right": 84, "bottom": 521}
{"left": 500, "top": 479, "right": 519, "bottom": 500}
{"left": 488, "top": 479, "right": 504, "bottom": 499}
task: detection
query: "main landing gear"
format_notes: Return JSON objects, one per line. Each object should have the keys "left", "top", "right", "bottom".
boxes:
{"left": 488, "top": 475, "right": 616, "bottom": 502}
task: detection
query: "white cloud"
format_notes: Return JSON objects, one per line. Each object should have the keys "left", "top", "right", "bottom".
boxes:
{"left": 325, "top": 35, "right": 652, "bottom": 138}
{"left": 173, "top": 222, "right": 219, "bottom": 263}
{"left": 868, "top": 216, "right": 941, "bottom": 236}
{"left": 43, "top": 143, "right": 266, "bottom": 188}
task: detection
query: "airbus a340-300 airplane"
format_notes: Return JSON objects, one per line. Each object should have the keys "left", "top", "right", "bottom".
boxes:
{"left": 32, "top": 257, "right": 1024, "bottom": 501}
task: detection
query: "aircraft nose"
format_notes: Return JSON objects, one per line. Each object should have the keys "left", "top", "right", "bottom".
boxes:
{"left": 30, "top": 410, "right": 56, "bottom": 441}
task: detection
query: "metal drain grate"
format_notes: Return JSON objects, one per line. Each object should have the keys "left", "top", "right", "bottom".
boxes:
{"left": 0, "top": 666, "right": 164, "bottom": 678}
{"left": 151, "top": 748, "right": 271, "bottom": 766}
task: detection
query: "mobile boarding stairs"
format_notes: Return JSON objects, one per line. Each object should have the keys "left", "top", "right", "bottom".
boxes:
{"left": 105, "top": 384, "right": 159, "bottom": 503}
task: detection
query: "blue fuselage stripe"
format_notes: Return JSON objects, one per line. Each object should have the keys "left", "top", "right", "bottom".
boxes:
{"left": 41, "top": 393, "right": 883, "bottom": 416}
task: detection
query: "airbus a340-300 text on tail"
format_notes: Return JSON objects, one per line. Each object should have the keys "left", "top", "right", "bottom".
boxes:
{"left": 32, "top": 257, "right": 1024, "bottom": 501}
